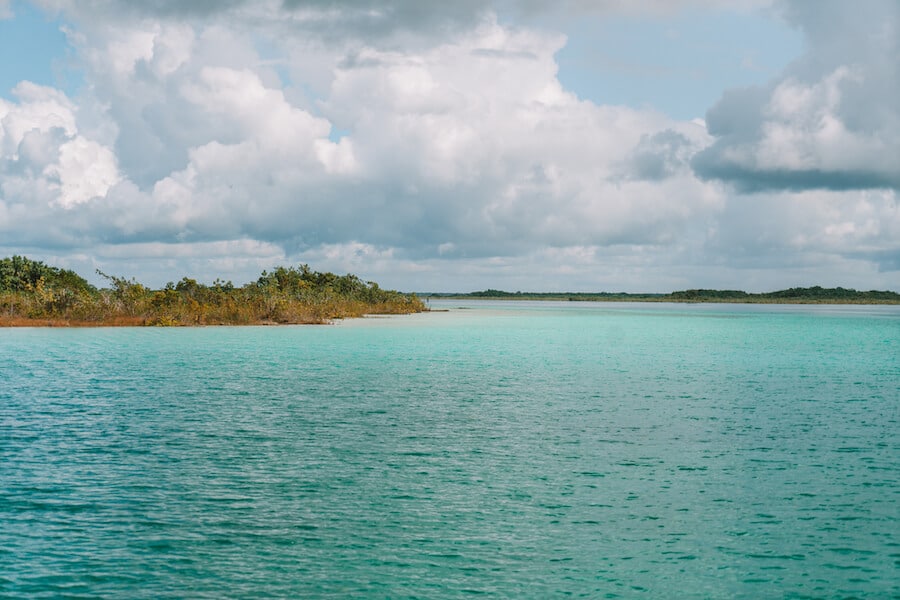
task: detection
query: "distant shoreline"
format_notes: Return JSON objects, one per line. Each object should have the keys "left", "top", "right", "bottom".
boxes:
{"left": 427, "top": 297, "right": 900, "bottom": 305}
{"left": 424, "top": 287, "right": 900, "bottom": 305}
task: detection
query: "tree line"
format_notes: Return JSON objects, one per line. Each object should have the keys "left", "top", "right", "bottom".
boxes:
{"left": 667, "top": 286, "right": 900, "bottom": 303}
{"left": 434, "top": 286, "right": 900, "bottom": 304}
{"left": 0, "top": 256, "right": 425, "bottom": 326}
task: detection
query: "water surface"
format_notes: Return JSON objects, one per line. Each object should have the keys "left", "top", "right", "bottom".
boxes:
{"left": 2, "top": 301, "right": 898, "bottom": 597}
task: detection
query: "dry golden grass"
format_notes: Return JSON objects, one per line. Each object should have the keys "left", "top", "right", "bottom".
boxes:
{"left": 0, "top": 296, "right": 426, "bottom": 327}
{"left": 0, "top": 315, "right": 146, "bottom": 327}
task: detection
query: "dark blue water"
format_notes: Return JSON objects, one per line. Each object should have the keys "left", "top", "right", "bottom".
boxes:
{"left": 2, "top": 302, "right": 898, "bottom": 597}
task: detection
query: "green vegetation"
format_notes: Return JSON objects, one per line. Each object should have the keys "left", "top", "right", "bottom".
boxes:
{"left": 431, "top": 286, "right": 900, "bottom": 304}
{"left": 0, "top": 256, "right": 425, "bottom": 326}
{"left": 667, "top": 286, "right": 900, "bottom": 303}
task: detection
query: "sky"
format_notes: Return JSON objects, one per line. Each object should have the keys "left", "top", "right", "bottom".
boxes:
{"left": 0, "top": 0, "right": 898, "bottom": 293}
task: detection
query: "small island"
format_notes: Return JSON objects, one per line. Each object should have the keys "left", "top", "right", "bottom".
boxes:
{"left": 0, "top": 256, "right": 426, "bottom": 327}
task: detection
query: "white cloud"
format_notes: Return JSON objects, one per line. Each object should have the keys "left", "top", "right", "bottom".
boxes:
{"left": 701, "top": 187, "right": 900, "bottom": 287}
{"left": 1, "top": 0, "right": 898, "bottom": 292}
{"left": 755, "top": 67, "right": 896, "bottom": 174}
{"left": 0, "top": 82, "right": 77, "bottom": 155}
{"left": 694, "top": 0, "right": 900, "bottom": 191}
{"left": 180, "top": 66, "right": 332, "bottom": 161}
{"left": 46, "top": 136, "right": 121, "bottom": 207}
{"left": 25, "top": 12, "right": 719, "bottom": 257}
{"left": 0, "top": 82, "right": 120, "bottom": 211}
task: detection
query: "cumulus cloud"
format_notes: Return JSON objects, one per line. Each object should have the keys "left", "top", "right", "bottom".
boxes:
{"left": 693, "top": 0, "right": 900, "bottom": 191}
{"left": 46, "top": 137, "right": 120, "bottom": 207}
{"left": 313, "top": 20, "right": 723, "bottom": 254}
{"left": 2, "top": 9, "right": 720, "bottom": 260}
{"left": 35, "top": 0, "right": 777, "bottom": 25}
{"left": 0, "top": 82, "right": 120, "bottom": 213}
{"left": 35, "top": 0, "right": 495, "bottom": 44}
{"left": 2, "top": 0, "right": 898, "bottom": 291}
{"left": 621, "top": 128, "right": 706, "bottom": 181}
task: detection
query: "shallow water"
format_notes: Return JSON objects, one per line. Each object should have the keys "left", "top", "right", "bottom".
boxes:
{"left": 2, "top": 301, "right": 898, "bottom": 598}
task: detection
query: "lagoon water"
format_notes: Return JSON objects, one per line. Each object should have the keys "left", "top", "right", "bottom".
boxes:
{"left": 1, "top": 300, "right": 898, "bottom": 598}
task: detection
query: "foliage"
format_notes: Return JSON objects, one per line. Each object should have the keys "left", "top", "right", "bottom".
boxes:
{"left": 1, "top": 257, "right": 425, "bottom": 326}
{"left": 455, "top": 290, "right": 665, "bottom": 300}
{"left": 669, "top": 289, "right": 749, "bottom": 301}
{"left": 668, "top": 286, "right": 900, "bottom": 303}
{"left": 436, "top": 286, "right": 900, "bottom": 304}
{"left": 0, "top": 256, "right": 95, "bottom": 294}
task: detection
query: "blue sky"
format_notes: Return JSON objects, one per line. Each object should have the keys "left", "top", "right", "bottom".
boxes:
{"left": 0, "top": 1, "right": 71, "bottom": 95}
{"left": 555, "top": 9, "right": 803, "bottom": 119}
{"left": 0, "top": 0, "right": 897, "bottom": 292}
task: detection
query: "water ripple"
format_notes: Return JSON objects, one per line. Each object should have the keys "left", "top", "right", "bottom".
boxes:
{"left": 1, "top": 305, "right": 898, "bottom": 598}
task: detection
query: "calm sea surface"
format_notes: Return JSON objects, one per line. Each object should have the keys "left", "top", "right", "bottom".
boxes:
{"left": 1, "top": 301, "right": 898, "bottom": 598}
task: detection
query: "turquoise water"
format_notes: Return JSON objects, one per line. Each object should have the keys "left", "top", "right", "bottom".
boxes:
{"left": 1, "top": 301, "right": 898, "bottom": 598}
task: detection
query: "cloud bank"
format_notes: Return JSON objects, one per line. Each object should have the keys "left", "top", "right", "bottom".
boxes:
{"left": 1, "top": 0, "right": 898, "bottom": 291}
{"left": 693, "top": 0, "right": 900, "bottom": 192}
